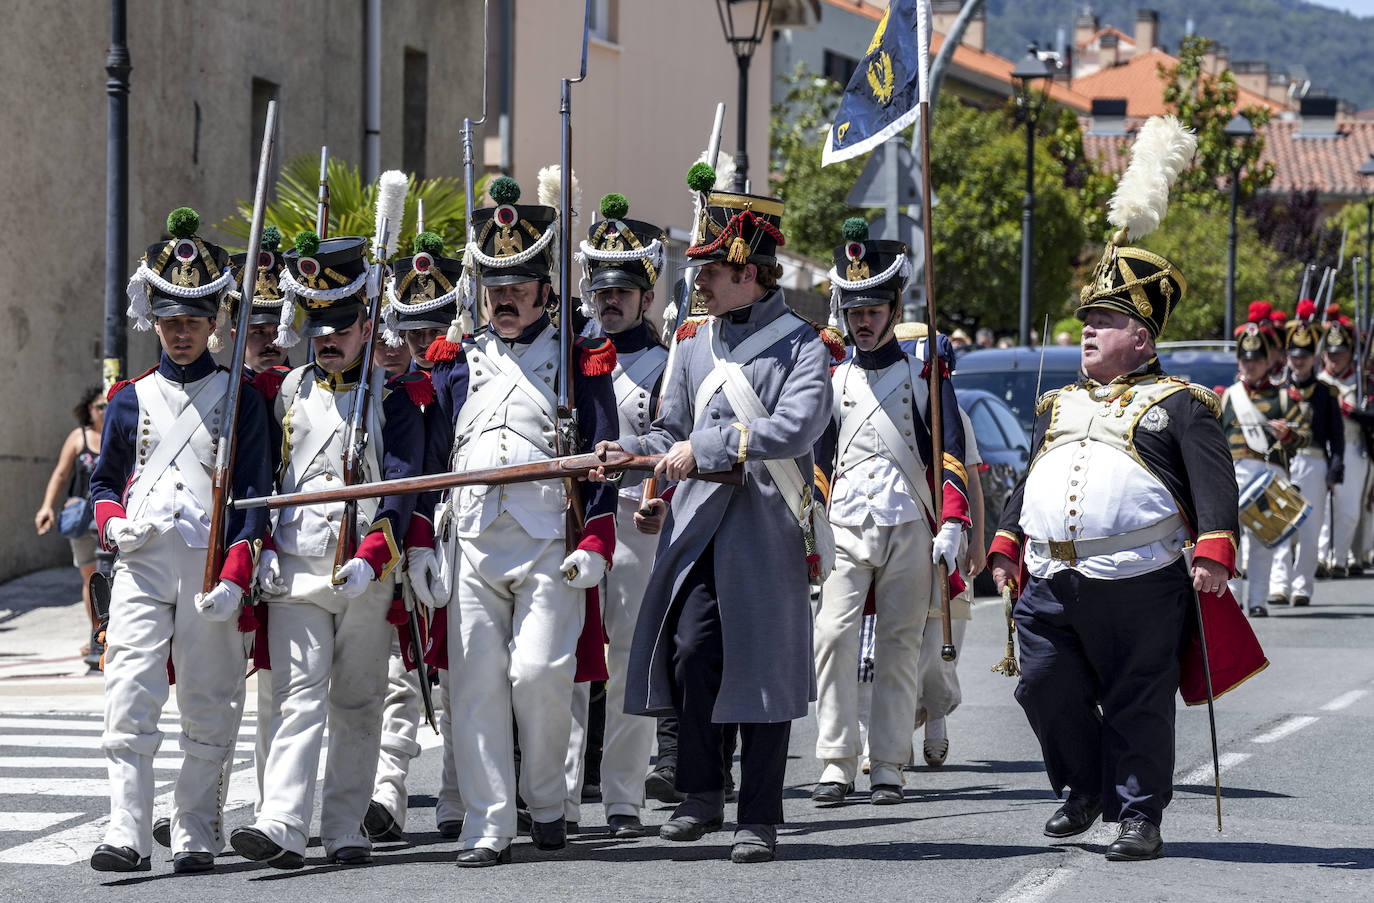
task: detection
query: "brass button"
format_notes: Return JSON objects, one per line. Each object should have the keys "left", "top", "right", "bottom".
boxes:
{"left": 173, "top": 511, "right": 181, "bottom": 519}
{"left": 1080, "top": 441, "right": 1087, "bottom": 447}
{"left": 904, "top": 430, "right": 911, "bottom": 436}
{"left": 325, "top": 474, "right": 333, "bottom": 481}
{"left": 1069, "top": 495, "right": 1077, "bottom": 501}
{"left": 1069, "top": 525, "right": 1076, "bottom": 532}
{"left": 867, "top": 493, "right": 874, "bottom": 499}
{"left": 327, "top": 514, "right": 334, "bottom": 522}
{"left": 868, "top": 472, "right": 875, "bottom": 479}
{"left": 1069, "top": 509, "right": 1077, "bottom": 516}
{"left": 1073, "top": 466, "right": 1081, "bottom": 471}
{"left": 1071, "top": 480, "right": 1078, "bottom": 486}
{"left": 176, "top": 482, "right": 184, "bottom": 490}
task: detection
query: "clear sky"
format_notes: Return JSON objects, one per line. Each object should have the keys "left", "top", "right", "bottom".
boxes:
{"left": 1307, "top": 0, "right": 1374, "bottom": 16}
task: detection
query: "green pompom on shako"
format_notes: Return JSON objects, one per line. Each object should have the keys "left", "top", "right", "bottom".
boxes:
{"left": 414, "top": 231, "right": 445, "bottom": 256}
{"left": 166, "top": 207, "right": 200, "bottom": 239}
{"left": 686, "top": 162, "right": 716, "bottom": 193}
{"left": 260, "top": 224, "right": 282, "bottom": 252}
{"left": 488, "top": 175, "right": 521, "bottom": 206}
{"left": 294, "top": 230, "right": 321, "bottom": 258}
{"left": 842, "top": 217, "right": 869, "bottom": 242}
{"left": 599, "top": 193, "right": 629, "bottom": 220}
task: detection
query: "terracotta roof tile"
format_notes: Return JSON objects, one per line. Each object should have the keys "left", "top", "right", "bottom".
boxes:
{"left": 1070, "top": 49, "right": 1283, "bottom": 117}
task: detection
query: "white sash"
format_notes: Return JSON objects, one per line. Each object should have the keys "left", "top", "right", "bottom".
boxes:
{"left": 692, "top": 314, "right": 803, "bottom": 422}
{"left": 1224, "top": 383, "right": 1272, "bottom": 455}
{"left": 126, "top": 371, "right": 227, "bottom": 518}
{"left": 453, "top": 328, "right": 560, "bottom": 460}
{"left": 835, "top": 358, "right": 936, "bottom": 519}
{"left": 613, "top": 345, "right": 668, "bottom": 410}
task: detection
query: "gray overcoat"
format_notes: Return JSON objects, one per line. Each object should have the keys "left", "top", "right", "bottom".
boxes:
{"left": 619, "top": 290, "right": 834, "bottom": 723}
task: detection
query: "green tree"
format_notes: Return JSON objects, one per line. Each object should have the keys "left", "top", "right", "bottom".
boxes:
{"left": 769, "top": 64, "right": 865, "bottom": 261}
{"left": 928, "top": 93, "right": 1088, "bottom": 332}
{"left": 219, "top": 154, "right": 483, "bottom": 257}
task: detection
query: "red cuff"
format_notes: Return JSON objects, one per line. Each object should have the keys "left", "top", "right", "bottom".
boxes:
{"left": 1195, "top": 532, "right": 1238, "bottom": 577}
{"left": 577, "top": 511, "right": 616, "bottom": 566}
{"left": 94, "top": 500, "right": 126, "bottom": 551}
{"left": 261, "top": 534, "right": 276, "bottom": 553}
{"left": 988, "top": 530, "right": 1022, "bottom": 569}
{"left": 219, "top": 540, "right": 256, "bottom": 589}
{"left": 404, "top": 512, "right": 435, "bottom": 550}
{"left": 941, "top": 483, "right": 971, "bottom": 526}
{"left": 661, "top": 484, "right": 677, "bottom": 504}
{"left": 355, "top": 520, "right": 401, "bottom": 580}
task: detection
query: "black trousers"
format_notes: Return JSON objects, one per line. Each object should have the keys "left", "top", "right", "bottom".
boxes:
{"left": 1013, "top": 559, "right": 1190, "bottom": 826}
{"left": 668, "top": 543, "right": 790, "bottom": 826}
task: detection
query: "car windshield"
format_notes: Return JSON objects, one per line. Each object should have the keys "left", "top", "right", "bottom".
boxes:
{"left": 954, "top": 367, "right": 1080, "bottom": 437}
{"left": 1156, "top": 351, "right": 1237, "bottom": 392}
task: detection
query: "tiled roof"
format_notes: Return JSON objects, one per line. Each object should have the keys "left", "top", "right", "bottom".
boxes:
{"left": 1081, "top": 117, "right": 1374, "bottom": 198}
{"left": 1077, "top": 26, "right": 1136, "bottom": 50}
{"left": 1070, "top": 49, "right": 1283, "bottom": 117}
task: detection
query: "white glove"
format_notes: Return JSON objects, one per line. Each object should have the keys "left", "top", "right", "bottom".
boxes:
{"left": 406, "top": 547, "right": 441, "bottom": 610}
{"left": 105, "top": 517, "right": 155, "bottom": 553}
{"left": 932, "top": 521, "right": 964, "bottom": 574}
{"left": 560, "top": 549, "right": 607, "bottom": 590}
{"left": 332, "top": 557, "right": 374, "bottom": 599}
{"left": 195, "top": 580, "right": 243, "bottom": 622}
{"left": 256, "top": 549, "right": 287, "bottom": 598}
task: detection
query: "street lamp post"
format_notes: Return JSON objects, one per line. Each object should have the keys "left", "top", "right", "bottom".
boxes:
{"left": 104, "top": 0, "right": 131, "bottom": 389}
{"left": 715, "top": 0, "right": 774, "bottom": 193}
{"left": 1223, "top": 113, "right": 1255, "bottom": 339}
{"left": 1011, "top": 44, "right": 1050, "bottom": 347}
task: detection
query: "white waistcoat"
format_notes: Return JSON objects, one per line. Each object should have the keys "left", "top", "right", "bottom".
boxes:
{"left": 828, "top": 358, "right": 929, "bottom": 527}
{"left": 452, "top": 328, "right": 566, "bottom": 539}
{"left": 612, "top": 344, "right": 668, "bottom": 498}
{"left": 126, "top": 371, "right": 227, "bottom": 549}
{"left": 273, "top": 367, "right": 385, "bottom": 560}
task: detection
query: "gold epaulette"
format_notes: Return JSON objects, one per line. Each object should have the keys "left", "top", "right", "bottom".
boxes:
{"left": 1188, "top": 384, "right": 1222, "bottom": 419}
{"left": 1035, "top": 386, "right": 1067, "bottom": 417}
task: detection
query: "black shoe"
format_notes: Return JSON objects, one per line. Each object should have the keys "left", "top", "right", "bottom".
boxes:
{"left": 530, "top": 818, "right": 567, "bottom": 851}
{"left": 566, "top": 822, "right": 580, "bottom": 836}
{"left": 152, "top": 816, "right": 171, "bottom": 848}
{"left": 730, "top": 825, "right": 776, "bottom": 863}
{"left": 1331, "top": 565, "right": 1348, "bottom": 579}
{"left": 363, "top": 800, "right": 405, "bottom": 842}
{"left": 455, "top": 846, "right": 511, "bottom": 867}
{"left": 659, "top": 813, "right": 724, "bottom": 842}
{"left": 1043, "top": 793, "right": 1102, "bottom": 838}
{"left": 172, "top": 851, "right": 215, "bottom": 874}
{"left": 1105, "top": 818, "right": 1164, "bottom": 861}
{"left": 1315, "top": 563, "right": 1330, "bottom": 580}
{"left": 438, "top": 819, "right": 464, "bottom": 839}
{"left": 229, "top": 826, "right": 305, "bottom": 870}
{"left": 870, "top": 784, "right": 904, "bottom": 805}
{"left": 645, "top": 765, "right": 685, "bottom": 804}
{"left": 90, "top": 844, "right": 150, "bottom": 872}
{"left": 811, "top": 781, "right": 853, "bottom": 806}
{"left": 581, "top": 782, "right": 602, "bottom": 803}
{"left": 607, "top": 814, "right": 646, "bottom": 838}
{"left": 516, "top": 808, "right": 532, "bottom": 835}
{"left": 1293, "top": 595, "right": 1311, "bottom": 607}
{"left": 327, "top": 846, "right": 372, "bottom": 865}
{"left": 1249, "top": 605, "right": 1269, "bottom": 618}
{"left": 1349, "top": 563, "right": 1364, "bottom": 577}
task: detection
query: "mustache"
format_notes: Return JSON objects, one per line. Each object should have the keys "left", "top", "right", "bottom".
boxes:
{"left": 493, "top": 304, "right": 520, "bottom": 317}
{"left": 318, "top": 345, "right": 343, "bottom": 356}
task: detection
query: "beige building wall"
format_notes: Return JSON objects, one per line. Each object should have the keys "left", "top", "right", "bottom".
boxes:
{"left": 503, "top": 1, "right": 774, "bottom": 242}
{"left": 0, "top": 0, "right": 482, "bottom": 582}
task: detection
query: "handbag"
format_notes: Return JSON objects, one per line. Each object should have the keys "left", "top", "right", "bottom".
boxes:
{"left": 58, "top": 495, "right": 94, "bottom": 538}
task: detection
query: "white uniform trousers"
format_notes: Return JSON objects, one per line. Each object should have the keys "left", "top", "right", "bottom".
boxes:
{"left": 1321, "top": 442, "right": 1369, "bottom": 569}
{"left": 434, "top": 679, "right": 466, "bottom": 827}
{"left": 1270, "top": 451, "right": 1328, "bottom": 599}
{"left": 565, "top": 495, "right": 659, "bottom": 821}
{"left": 914, "top": 611, "right": 968, "bottom": 728}
{"left": 372, "top": 635, "right": 422, "bottom": 828}
{"left": 815, "top": 516, "right": 935, "bottom": 783}
{"left": 249, "top": 582, "right": 392, "bottom": 857}
{"left": 1232, "top": 458, "right": 1285, "bottom": 607}
{"left": 101, "top": 528, "right": 246, "bottom": 857}
{"left": 448, "top": 511, "right": 584, "bottom": 851}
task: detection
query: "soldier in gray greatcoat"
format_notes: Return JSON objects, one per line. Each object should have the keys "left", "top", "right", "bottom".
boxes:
{"left": 595, "top": 179, "right": 835, "bottom": 864}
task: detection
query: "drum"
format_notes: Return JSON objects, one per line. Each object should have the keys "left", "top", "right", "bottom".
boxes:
{"left": 1238, "top": 470, "right": 1311, "bottom": 548}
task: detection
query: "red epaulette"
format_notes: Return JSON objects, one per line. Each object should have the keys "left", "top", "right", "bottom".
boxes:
{"left": 249, "top": 368, "right": 287, "bottom": 401}
{"left": 107, "top": 364, "right": 158, "bottom": 402}
{"left": 919, "top": 358, "right": 951, "bottom": 380}
{"left": 388, "top": 369, "right": 436, "bottom": 406}
{"left": 676, "top": 318, "right": 705, "bottom": 342}
{"left": 1287, "top": 387, "right": 1301, "bottom": 402}
{"left": 577, "top": 336, "right": 617, "bottom": 376}
{"left": 814, "top": 322, "right": 847, "bottom": 363}
{"left": 425, "top": 335, "right": 464, "bottom": 364}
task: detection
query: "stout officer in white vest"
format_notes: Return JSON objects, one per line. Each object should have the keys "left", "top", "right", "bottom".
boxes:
{"left": 229, "top": 231, "right": 425, "bottom": 869}
{"left": 90, "top": 207, "right": 271, "bottom": 874}
{"left": 810, "top": 218, "right": 970, "bottom": 808}
{"left": 423, "top": 174, "right": 620, "bottom": 866}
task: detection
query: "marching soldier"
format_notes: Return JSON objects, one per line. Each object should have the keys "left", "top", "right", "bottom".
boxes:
{"left": 596, "top": 172, "right": 834, "bottom": 864}
{"left": 423, "top": 174, "right": 620, "bottom": 866}
{"left": 989, "top": 115, "right": 1248, "bottom": 862}
{"left": 1223, "top": 323, "right": 1311, "bottom": 617}
{"left": 1318, "top": 310, "right": 1371, "bottom": 578}
{"left": 810, "top": 219, "right": 969, "bottom": 807}
{"left": 1269, "top": 300, "right": 1342, "bottom": 606}
{"left": 90, "top": 207, "right": 271, "bottom": 873}
{"left": 229, "top": 225, "right": 292, "bottom": 375}
{"left": 229, "top": 230, "right": 425, "bottom": 868}
{"left": 562, "top": 193, "right": 670, "bottom": 837}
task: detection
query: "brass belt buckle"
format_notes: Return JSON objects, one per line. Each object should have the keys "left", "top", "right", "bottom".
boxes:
{"left": 1046, "top": 539, "right": 1077, "bottom": 560}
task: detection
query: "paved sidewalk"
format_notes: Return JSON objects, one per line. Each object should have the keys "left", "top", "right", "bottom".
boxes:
{"left": 0, "top": 566, "right": 96, "bottom": 696}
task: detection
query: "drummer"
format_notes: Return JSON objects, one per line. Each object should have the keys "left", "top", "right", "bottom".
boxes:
{"left": 1220, "top": 323, "right": 1312, "bottom": 617}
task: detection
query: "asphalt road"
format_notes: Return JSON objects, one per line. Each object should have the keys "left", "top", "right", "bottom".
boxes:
{"left": 1, "top": 568, "right": 1371, "bottom": 901}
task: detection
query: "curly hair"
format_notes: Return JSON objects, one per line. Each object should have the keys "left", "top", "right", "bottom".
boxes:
{"left": 73, "top": 384, "right": 103, "bottom": 427}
